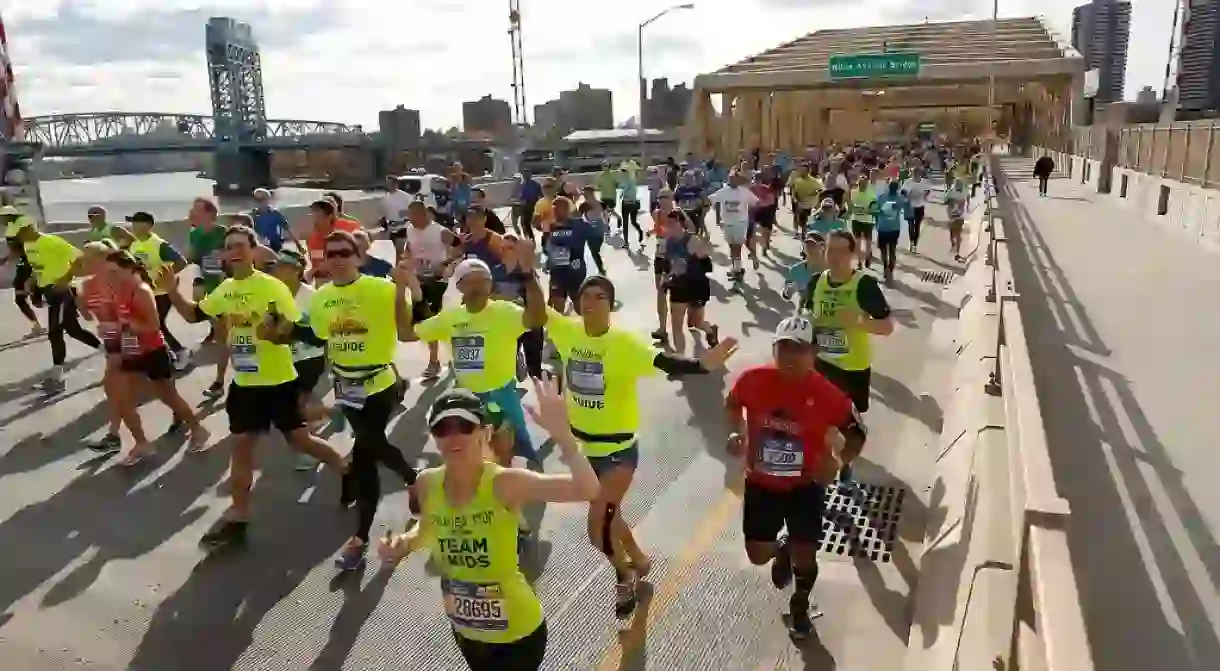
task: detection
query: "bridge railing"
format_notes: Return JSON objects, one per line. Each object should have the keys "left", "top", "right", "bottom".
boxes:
{"left": 983, "top": 159, "right": 1094, "bottom": 670}
{"left": 905, "top": 157, "right": 1095, "bottom": 671}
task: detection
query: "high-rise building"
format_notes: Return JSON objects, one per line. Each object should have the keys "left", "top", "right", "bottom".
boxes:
{"left": 1178, "top": 0, "right": 1220, "bottom": 111}
{"left": 1071, "top": 0, "right": 1131, "bottom": 103}
{"left": 1135, "top": 85, "right": 1159, "bottom": 105}
{"left": 641, "top": 78, "right": 693, "bottom": 129}
{"left": 462, "top": 95, "right": 512, "bottom": 134}
{"left": 378, "top": 105, "right": 421, "bottom": 150}
{"left": 532, "top": 84, "right": 614, "bottom": 134}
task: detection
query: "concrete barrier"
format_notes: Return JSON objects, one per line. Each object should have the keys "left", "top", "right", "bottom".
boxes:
{"left": 904, "top": 165, "right": 1096, "bottom": 671}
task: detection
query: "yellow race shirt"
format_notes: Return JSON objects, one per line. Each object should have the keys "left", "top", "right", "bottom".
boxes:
{"left": 790, "top": 175, "right": 824, "bottom": 209}
{"left": 416, "top": 300, "right": 527, "bottom": 393}
{"left": 309, "top": 275, "right": 400, "bottom": 397}
{"left": 24, "top": 234, "right": 82, "bottom": 288}
{"left": 546, "top": 308, "right": 661, "bottom": 457}
{"left": 199, "top": 270, "right": 301, "bottom": 387}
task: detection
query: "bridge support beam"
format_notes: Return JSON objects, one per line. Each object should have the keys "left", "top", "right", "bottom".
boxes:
{"left": 213, "top": 147, "right": 274, "bottom": 196}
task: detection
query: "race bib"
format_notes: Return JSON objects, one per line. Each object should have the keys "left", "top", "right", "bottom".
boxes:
{"left": 759, "top": 434, "right": 804, "bottom": 477}
{"left": 881, "top": 202, "right": 896, "bottom": 215}
{"left": 670, "top": 257, "right": 688, "bottom": 276}
{"left": 231, "top": 343, "right": 259, "bottom": 373}
{"left": 442, "top": 578, "right": 508, "bottom": 632}
{"left": 549, "top": 246, "right": 571, "bottom": 267}
{"left": 724, "top": 201, "right": 741, "bottom": 214}
{"left": 120, "top": 328, "right": 141, "bottom": 358}
{"left": 814, "top": 327, "right": 848, "bottom": 356}
{"left": 333, "top": 376, "right": 368, "bottom": 409}
{"left": 418, "top": 259, "right": 440, "bottom": 279}
{"left": 566, "top": 359, "right": 606, "bottom": 397}
{"left": 452, "top": 335, "right": 486, "bottom": 372}
{"left": 201, "top": 254, "right": 224, "bottom": 276}
{"left": 99, "top": 322, "right": 120, "bottom": 345}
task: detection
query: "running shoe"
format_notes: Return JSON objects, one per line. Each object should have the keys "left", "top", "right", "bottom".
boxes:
{"left": 172, "top": 349, "right": 192, "bottom": 372}
{"left": 334, "top": 541, "right": 367, "bottom": 572}
{"left": 202, "top": 380, "right": 225, "bottom": 400}
{"left": 85, "top": 433, "right": 121, "bottom": 454}
{"left": 771, "top": 532, "right": 794, "bottom": 590}
{"left": 614, "top": 578, "right": 639, "bottom": 618}
{"left": 41, "top": 376, "right": 65, "bottom": 396}
{"left": 200, "top": 519, "right": 247, "bottom": 550}
{"left": 788, "top": 592, "right": 817, "bottom": 640}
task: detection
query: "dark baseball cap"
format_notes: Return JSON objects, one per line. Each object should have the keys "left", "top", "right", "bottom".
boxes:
{"left": 125, "top": 211, "right": 155, "bottom": 225}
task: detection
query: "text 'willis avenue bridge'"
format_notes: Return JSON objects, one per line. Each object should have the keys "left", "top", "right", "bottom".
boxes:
{"left": 22, "top": 17, "right": 377, "bottom": 195}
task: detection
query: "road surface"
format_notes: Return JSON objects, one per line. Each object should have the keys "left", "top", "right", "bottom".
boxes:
{"left": 0, "top": 200, "right": 968, "bottom": 670}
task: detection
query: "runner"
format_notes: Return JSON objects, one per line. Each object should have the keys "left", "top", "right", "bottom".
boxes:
{"left": 782, "top": 233, "right": 828, "bottom": 308}
{"left": 156, "top": 224, "right": 349, "bottom": 550}
{"left": 788, "top": 163, "right": 823, "bottom": 239}
{"left": 576, "top": 192, "right": 608, "bottom": 276}
{"left": 660, "top": 212, "right": 720, "bottom": 355}
{"left": 618, "top": 166, "right": 644, "bottom": 249}
{"left": 78, "top": 241, "right": 126, "bottom": 454}
{"left": 847, "top": 171, "right": 879, "bottom": 269}
{"left": 378, "top": 383, "right": 600, "bottom": 671}
{"left": 708, "top": 170, "right": 759, "bottom": 285}
{"left": 301, "top": 231, "right": 423, "bottom": 569}
{"left": 126, "top": 211, "right": 191, "bottom": 370}
{"left": 901, "top": 167, "right": 932, "bottom": 253}
{"left": 547, "top": 275, "right": 738, "bottom": 616}
{"left": 800, "top": 230, "right": 895, "bottom": 486}
{"left": 727, "top": 315, "right": 868, "bottom": 638}
{"left": 381, "top": 175, "right": 414, "bottom": 260}
{"left": 269, "top": 249, "right": 330, "bottom": 463}
{"left": 494, "top": 232, "right": 544, "bottom": 382}
{"left": 184, "top": 198, "right": 232, "bottom": 397}
{"left": 1, "top": 207, "right": 46, "bottom": 338}
{"left": 749, "top": 169, "right": 779, "bottom": 257}
{"left": 874, "top": 180, "right": 908, "bottom": 284}
{"left": 407, "top": 200, "right": 461, "bottom": 381}
{"left": 250, "top": 188, "right": 299, "bottom": 253}
{"left": 405, "top": 255, "right": 547, "bottom": 467}
{"left": 84, "top": 205, "right": 132, "bottom": 246}
{"left": 944, "top": 176, "right": 969, "bottom": 262}
{"left": 89, "top": 249, "right": 210, "bottom": 465}
{"left": 648, "top": 191, "right": 687, "bottom": 345}
{"left": 674, "top": 171, "right": 707, "bottom": 238}
{"left": 305, "top": 199, "right": 362, "bottom": 283}
{"left": 354, "top": 230, "right": 393, "bottom": 278}
{"left": 544, "top": 197, "right": 598, "bottom": 314}
{"left": 6, "top": 215, "right": 102, "bottom": 394}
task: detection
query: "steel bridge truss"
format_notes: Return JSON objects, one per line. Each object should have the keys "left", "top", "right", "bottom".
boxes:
{"left": 21, "top": 113, "right": 366, "bottom": 152}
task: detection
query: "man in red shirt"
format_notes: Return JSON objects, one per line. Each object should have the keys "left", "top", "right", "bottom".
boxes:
{"left": 726, "top": 315, "right": 867, "bottom": 638}
{"left": 305, "top": 199, "right": 361, "bottom": 282}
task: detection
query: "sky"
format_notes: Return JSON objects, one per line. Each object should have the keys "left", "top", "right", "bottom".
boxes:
{"left": 0, "top": 0, "right": 1179, "bottom": 131}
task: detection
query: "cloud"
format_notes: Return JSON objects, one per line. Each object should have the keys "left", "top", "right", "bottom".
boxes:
{"left": 0, "top": 0, "right": 1177, "bottom": 130}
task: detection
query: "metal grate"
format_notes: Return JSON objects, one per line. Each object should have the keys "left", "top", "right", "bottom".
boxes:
{"left": 921, "top": 270, "right": 955, "bottom": 285}
{"left": 819, "top": 481, "right": 906, "bottom": 563}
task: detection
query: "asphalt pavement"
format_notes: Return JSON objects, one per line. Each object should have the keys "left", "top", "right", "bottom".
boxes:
{"left": 0, "top": 199, "right": 970, "bottom": 670}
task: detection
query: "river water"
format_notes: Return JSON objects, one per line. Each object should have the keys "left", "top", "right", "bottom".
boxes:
{"left": 38, "top": 172, "right": 371, "bottom": 224}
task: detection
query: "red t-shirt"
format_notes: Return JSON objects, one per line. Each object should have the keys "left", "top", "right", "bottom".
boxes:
{"left": 728, "top": 364, "right": 853, "bottom": 491}
{"left": 306, "top": 218, "right": 363, "bottom": 276}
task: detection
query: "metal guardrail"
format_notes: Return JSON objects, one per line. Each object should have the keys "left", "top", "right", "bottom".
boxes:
{"left": 982, "top": 160, "right": 1096, "bottom": 671}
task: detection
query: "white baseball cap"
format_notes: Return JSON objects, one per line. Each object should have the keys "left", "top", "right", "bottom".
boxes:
{"left": 773, "top": 315, "right": 815, "bottom": 346}
{"left": 451, "top": 258, "right": 492, "bottom": 286}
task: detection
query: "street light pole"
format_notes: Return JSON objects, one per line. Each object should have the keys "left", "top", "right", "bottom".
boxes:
{"left": 988, "top": 0, "right": 998, "bottom": 146}
{"left": 638, "top": 3, "right": 694, "bottom": 170}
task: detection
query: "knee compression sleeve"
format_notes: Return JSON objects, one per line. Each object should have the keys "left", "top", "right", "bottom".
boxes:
{"left": 601, "top": 503, "right": 616, "bottom": 557}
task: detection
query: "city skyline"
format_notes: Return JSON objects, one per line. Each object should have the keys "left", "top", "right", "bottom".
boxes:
{"left": 0, "top": 0, "right": 1177, "bottom": 130}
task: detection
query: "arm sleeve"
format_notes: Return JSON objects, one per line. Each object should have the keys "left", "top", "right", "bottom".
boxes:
{"left": 160, "top": 242, "right": 185, "bottom": 265}
{"left": 651, "top": 351, "right": 705, "bottom": 377}
{"left": 292, "top": 321, "right": 327, "bottom": 346}
{"left": 856, "top": 275, "right": 892, "bottom": 319}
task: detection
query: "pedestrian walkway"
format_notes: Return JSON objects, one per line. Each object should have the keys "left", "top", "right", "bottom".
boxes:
{"left": 995, "top": 157, "right": 1220, "bottom": 671}
{"left": 0, "top": 201, "right": 966, "bottom": 670}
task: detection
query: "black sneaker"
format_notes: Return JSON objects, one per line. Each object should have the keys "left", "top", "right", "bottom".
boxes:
{"left": 770, "top": 533, "right": 793, "bottom": 589}
{"left": 202, "top": 381, "right": 225, "bottom": 400}
{"left": 167, "top": 419, "right": 186, "bottom": 435}
{"left": 85, "top": 433, "right": 121, "bottom": 454}
{"left": 614, "top": 579, "right": 638, "bottom": 618}
{"left": 789, "top": 592, "right": 815, "bottom": 640}
{"left": 200, "top": 519, "right": 248, "bottom": 550}
{"left": 41, "top": 377, "right": 65, "bottom": 396}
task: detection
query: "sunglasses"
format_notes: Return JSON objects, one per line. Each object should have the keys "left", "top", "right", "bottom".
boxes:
{"left": 325, "top": 248, "right": 357, "bottom": 259}
{"left": 430, "top": 417, "right": 478, "bottom": 438}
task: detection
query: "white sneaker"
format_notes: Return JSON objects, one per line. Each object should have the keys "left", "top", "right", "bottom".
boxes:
{"left": 173, "top": 349, "right": 192, "bottom": 371}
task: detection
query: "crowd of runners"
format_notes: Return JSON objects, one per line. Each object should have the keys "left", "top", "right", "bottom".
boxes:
{"left": 1, "top": 137, "right": 987, "bottom": 670}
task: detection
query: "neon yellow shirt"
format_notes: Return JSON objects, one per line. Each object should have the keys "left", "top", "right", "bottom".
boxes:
{"left": 416, "top": 300, "right": 527, "bottom": 393}
{"left": 545, "top": 308, "right": 661, "bottom": 457}
{"left": 427, "top": 464, "right": 543, "bottom": 644}
{"left": 199, "top": 270, "right": 302, "bottom": 387}
{"left": 789, "top": 175, "right": 824, "bottom": 209}
{"left": 129, "top": 233, "right": 171, "bottom": 295}
{"left": 24, "top": 234, "right": 81, "bottom": 287}
{"left": 309, "top": 275, "right": 400, "bottom": 397}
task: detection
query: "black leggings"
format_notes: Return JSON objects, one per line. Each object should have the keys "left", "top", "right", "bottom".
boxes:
{"left": 154, "top": 293, "right": 184, "bottom": 352}
{"left": 12, "top": 263, "right": 41, "bottom": 322}
{"left": 454, "top": 621, "right": 547, "bottom": 671}
{"left": 343, "top": 382, "right": 417, "bottom": 543}
{"left": 908, "top": 206, "right": 925, "bottom": 246}
{"left": 587, "top": 239, "right": 606, "bottom": 275}
{"left": 1037, "top": 174, "right": 1049, "bottom": 195}
{"left": 518, "top": 328, "right": 543, "bottom": 379}
{"left": 44, "top": 287, "right": 100, "bottom": 365}
{"left": 622, "top": 201, "right": 643, "bottom": 244}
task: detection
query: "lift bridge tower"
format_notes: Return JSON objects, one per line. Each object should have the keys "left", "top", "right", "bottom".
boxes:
{"left": 207, "top": 17, "right": 272, "bottom": 196}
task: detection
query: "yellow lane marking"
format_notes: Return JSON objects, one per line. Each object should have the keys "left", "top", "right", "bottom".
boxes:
{"left": 594, "top": 474, "right": 745, "bottom": 671}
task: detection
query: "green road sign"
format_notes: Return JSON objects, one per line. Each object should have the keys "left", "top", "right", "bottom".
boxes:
{"left": 828, "top": 53, "right": 920, "bottom": 80}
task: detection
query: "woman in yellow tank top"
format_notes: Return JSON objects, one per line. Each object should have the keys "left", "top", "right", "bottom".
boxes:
{"left": 379, "top": 381, "right": 599, "bottom": 670}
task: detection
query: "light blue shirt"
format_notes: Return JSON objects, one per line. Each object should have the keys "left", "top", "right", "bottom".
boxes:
{"left": 875, "top": 191, "right": 907, "bottom": 233}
